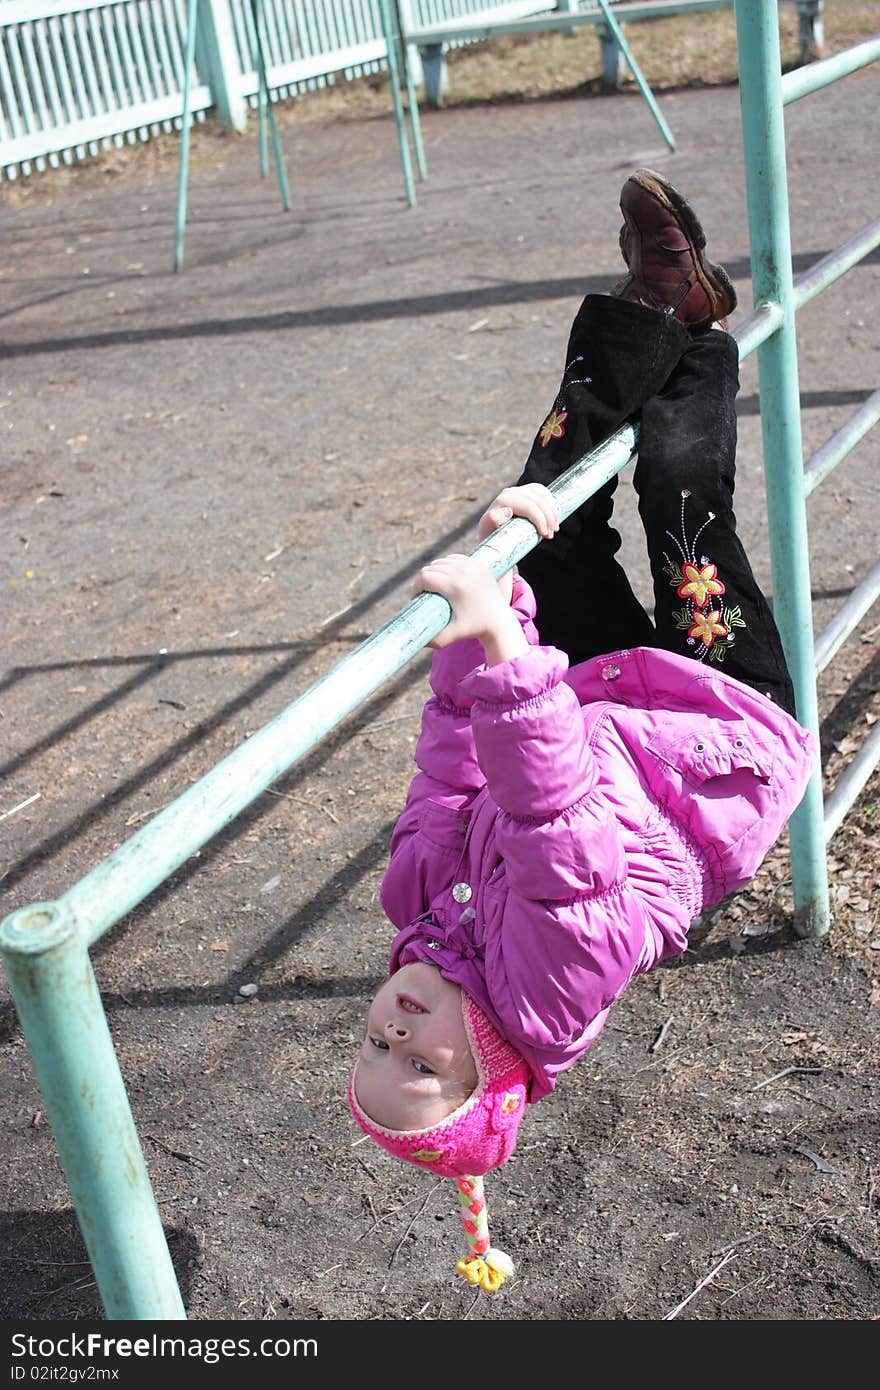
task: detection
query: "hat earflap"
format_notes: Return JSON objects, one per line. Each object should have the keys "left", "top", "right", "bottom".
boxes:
{"left": 454, "top": 1175, "right": 515, "bottom": 1292}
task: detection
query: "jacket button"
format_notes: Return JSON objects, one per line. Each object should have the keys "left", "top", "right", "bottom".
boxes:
{"left": 452, "top": 882, "right": 472, "bottom": 904}
{"left": 601, "top": 663, "right": 621, "bottom": 681}
{"left": 427, "top": 939, "right": 442, "bottom": 951}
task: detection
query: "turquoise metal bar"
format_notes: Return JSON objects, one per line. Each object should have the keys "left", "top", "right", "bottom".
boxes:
{"left": 782, "top": 32, "right": 880, "bottom": 104}
{"left": 252, "top": 0, "right": 269, "bottom": 174}
{"left": 173, "top": 0, "right": 199, "bottom": 271}
{"left": 401, "top": 0, "right": 677, "bottom": 151}
{"left": 404, "top": 0, "right": 734, "bottom": 45}
{"left": 594, "top": 0, "right": 675, "bottom": 150}
{"left": 0, "top": 294, "right": 838, "bottom": 951}
{"left": 793, "top": 217, "right": 880, "bottom": 313}
{"left": 15, "top": 426, "right": 636, "bottom": 953}
{"left": 803, "top": 390, "right": 880, "bottom": 498}
{"left": 729, "top": 300, "right": 784, "bottom": 359}
{"left": 249, "top": 0, "right": 292, "bottom": 204}
{"left": 393, "top": 0, "right": 428, "bottom": 180}
{"left": 824, "top": 722, "right": 880, "bottom": 844}
{"left": 814, "top": 558, "right": 880, "bottom": 674}
{"left": 378, "top": 0, "right": 417, "bottom": 206}
{"left": 0, "top": 902, "right": 185, "bottom": 1320}
{"left": 734, "top": 0, "right": 828, "bottom": 938}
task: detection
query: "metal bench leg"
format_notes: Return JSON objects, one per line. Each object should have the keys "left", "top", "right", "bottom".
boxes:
{"left": 796, "top": 0, "right": 825, "bottom": 63}
{"left": 420, "top": 42, "right": 448, "bottom": 107}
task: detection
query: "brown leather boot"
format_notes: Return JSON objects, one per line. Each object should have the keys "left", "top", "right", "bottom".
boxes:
{"left": 614, "top": 169, "right": 737, "bottom": 330}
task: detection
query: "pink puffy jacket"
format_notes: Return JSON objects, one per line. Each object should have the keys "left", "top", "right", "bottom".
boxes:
{"left": 382, "top": 577, "right": 817, "bottom": 1102}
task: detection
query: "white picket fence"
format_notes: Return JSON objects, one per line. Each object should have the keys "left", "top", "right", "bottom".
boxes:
{"left": 0, "top": 0, "right": 565, "bottom": 178}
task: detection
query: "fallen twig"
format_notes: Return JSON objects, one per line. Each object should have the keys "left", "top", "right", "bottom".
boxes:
{"left": 793, "top": 1145, "right": 837, "bottom": 1174}
{"left": 650, "top": 1015, "right": 674, "bottom": 1052}
{"left": 388, "top": 1184, "right": 439, "bottom": 1268}
{"left": 0, "top": 792, "right": 41, "bottom": 822}
{"left": 318, "top": 603, "right": 353, "bottom": 629}
{"left": 462, "top": 1292, "right": 482, "bottom": 1319}
{"left": 710, "top": 1232, "right": 757, "bottom": 1258}
{"left": 752, "top": 1065, "right": 822, "bottom": 1092}
{"left": 663, "top": 1248, "right": 737, "bottom": 1320}
{"left": 367, "top": 713, "right": 419, "bottom": 733}
{"left": 264, "top": 790, "right": 340, "bottom": 824}
{"left": 145, "top": 1134, "right": 207, "bottom": 1168}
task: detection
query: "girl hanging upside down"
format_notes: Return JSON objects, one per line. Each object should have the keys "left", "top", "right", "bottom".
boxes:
{"left": 348, "top": 170, "right": 818, "bottom": 1291}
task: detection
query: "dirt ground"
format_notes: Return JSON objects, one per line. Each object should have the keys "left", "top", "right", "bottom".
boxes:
{"left": 1, "top": 8, "right": 879, "bottom": 1325}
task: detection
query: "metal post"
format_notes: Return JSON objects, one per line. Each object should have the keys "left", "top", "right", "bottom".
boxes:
{"left": 734, "top": 0, "right": 829, "bottom": 937}
{"left": 377, "top": 0, "right": 416, "bottom": 206}
{"left": 393, "top": 0, "right": 427, "bottom": 180}
{"left": 594, "top": 0, "right": 675, "bottom": 149}
{"left": 597, "top": 21, "right": 623, "bottom": 88}
{"left": 174, "top": 0, "right": 200, "bottom": 272}
{"left": 249, "top": 0, "right": 291, "bottom": 207}
{"left": 796, "top": 0, "right": 824, "bottom": 63}
{"left": 419, "top": 43, "right": 448, "bottom": 107}
{"left": 0, "top": 903, "right": 185, "bottom": 1319}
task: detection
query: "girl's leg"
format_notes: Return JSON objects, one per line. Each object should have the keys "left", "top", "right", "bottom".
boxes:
{"left": 516, "top": 294, "right": 690, "bottom": 664}
{"left": 633, "top": 329, "right": 796, "bottom": 713}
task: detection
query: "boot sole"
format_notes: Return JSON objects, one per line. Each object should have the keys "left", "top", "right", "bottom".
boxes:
{"left": 626, "top": 168, "right": 738, "bottom": 321}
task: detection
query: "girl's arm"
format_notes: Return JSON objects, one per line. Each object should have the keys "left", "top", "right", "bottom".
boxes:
{"left": 415, "top": 482, "right": 559, "bottom": 666}
{"left": 380, "top": 486, "right": 557, "bottom": 929}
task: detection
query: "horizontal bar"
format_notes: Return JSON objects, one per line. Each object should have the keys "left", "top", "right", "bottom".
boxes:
{"left": 40, "top": 421, "right": 639, "bottom": 949}
{"left": 730, "top": 300, "right": 784, "bottom": 360}
{"left": 793, "top": 217, "right": 880, "bottom": 312}
{"left": 804, "top": 390, "right": 880, "bottom": 497}
{"left": 782, "top": 33, "right": 880, "bottom": 104}
{"left": 0, "top": 292, "right": 825, "bottom": 947}
{"left": 404, "top": 0, "right": 733, "bottom": 46}
{"left": 814, "top": 557, "right": 880, "bottom": 674}
{"left": 824, "top": 719, "right": 880, "bottom": 843}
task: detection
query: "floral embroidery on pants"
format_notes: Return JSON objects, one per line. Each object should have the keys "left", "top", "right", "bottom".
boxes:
{"left": 662, "top": 490, "right": 746, "bottom": 664}
{"left": 538, "top": 356, "right": 592, "bottom": 447}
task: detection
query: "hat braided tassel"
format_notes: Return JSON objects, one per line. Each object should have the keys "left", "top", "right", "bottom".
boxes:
{"left": 454, "top": 1176, "right": 515, "bottom": 1292}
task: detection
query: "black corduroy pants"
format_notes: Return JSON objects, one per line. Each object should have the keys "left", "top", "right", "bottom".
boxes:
{"left": 515, "top": 294, "right": 795, "bottom": 713}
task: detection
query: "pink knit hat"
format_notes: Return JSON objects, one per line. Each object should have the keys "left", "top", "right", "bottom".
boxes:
{"left": 349, "top": 991, "right": 530, "bottom": 1290}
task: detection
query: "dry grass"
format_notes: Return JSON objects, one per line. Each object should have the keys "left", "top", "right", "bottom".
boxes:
{"left": 435, "top": 1, "right": 880, "bottom": 106}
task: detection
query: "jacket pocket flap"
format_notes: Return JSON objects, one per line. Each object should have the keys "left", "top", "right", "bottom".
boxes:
{"left": 419, "top": 799, "right": 471, "bottom": 849}
{"left": 647, "top": 719, "right": 776, "bottom": 785}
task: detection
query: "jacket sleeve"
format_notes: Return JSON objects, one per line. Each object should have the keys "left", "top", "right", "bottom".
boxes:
{"left": 459, "top": 645, "right": 659, "bottom": 1054}
{"left": 379, "top": 575, "right": 540, "bottom": 931}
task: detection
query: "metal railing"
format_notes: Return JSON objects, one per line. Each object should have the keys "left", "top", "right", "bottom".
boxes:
{"left": 734, "top": 9, "right": 880, "bottom": 934}
{"left": 0, "top": 0, "right": 877, "bottom": 1322}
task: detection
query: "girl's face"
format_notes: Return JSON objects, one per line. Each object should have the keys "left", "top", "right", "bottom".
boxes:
{"left": 353, "top": 962, "right": 478, "bottom": 1132}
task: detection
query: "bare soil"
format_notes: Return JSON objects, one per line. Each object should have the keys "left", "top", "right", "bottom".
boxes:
{"left": 1, "top": 8, "right": 879, "bottom": 1326}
